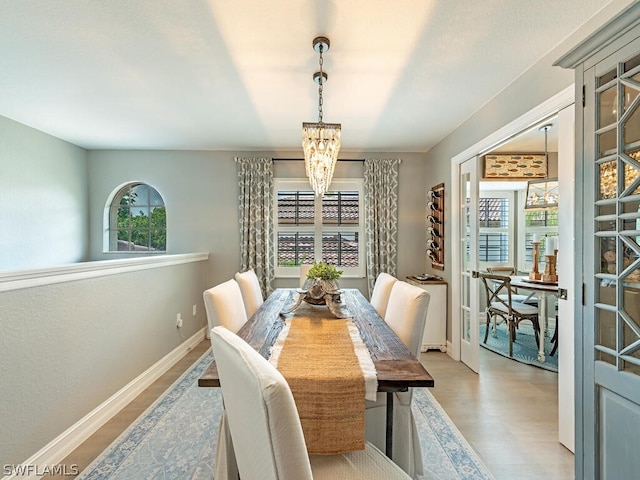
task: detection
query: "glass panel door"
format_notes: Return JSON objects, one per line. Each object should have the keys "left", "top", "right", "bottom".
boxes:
{"left": 460, "top": 157, "right": 479, "bottom": 372}
{"left": 586, "top": 39, "right": 640, "bottom": 478}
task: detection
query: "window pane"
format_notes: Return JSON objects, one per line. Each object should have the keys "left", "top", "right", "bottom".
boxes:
{"left": 478, "top": 233, "right": 508, "bottom": 262}
{"left": 117, "top": 230, "right": 130, "bottom": 251}
{"left": 599, "top": 85, "right": 617, "bottom": 128}
{"left": 130, "top": 229, "right": 149, "bottom": 249}
{"left": 150, "top": 206, "right": 166, "bottom": 228}
{"left": 150, "top": 230, "right": 166, "bottom": 251}
{"left": 321, "top": 232, "right": 359, "bottom": 268}
{"left": 322, "top": 191, "right": 359, "bottom": 225}
{"left": 479, "top": 198, "right": 508, "bottom": 228}
{"left": 129, "top": 184, "right": 149, "bottom": 205}
{"left": 149, "top": 188, "right": 164, "bottom": 206}
{"left": 277, "top": 232, "right": 314, "bottom": 266}
{"left": 525, "top": 209, "right": 558, "bottom": 227}
{"left": 277, "top": 191, "right": 315, "bottom": 225}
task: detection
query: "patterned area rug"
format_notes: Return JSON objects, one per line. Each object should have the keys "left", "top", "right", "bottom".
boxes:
{"left": 78, "top": 349, "right": 494, "bottom": 480}
{"left": 480, "top": 321, "right": 558, "bottom": 372}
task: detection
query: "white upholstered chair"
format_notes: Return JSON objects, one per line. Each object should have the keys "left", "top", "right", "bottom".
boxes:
{"left": 202, "top": 279, "right": 249, "bottom": 480}
{"left": 210, "top": 326, "right": 411, "bottom": 480}
{"left": 299, "top": 263, "right": 313, "bottom": 287}
{"left": 234, "top": 269, "right": 264, "bottom": 318}
{"left": 203, "top": 279, "right": 248, "bottom": 340}
{"left": 365, "top": 280, "right": 430, "bottom": 478}
{"left": 369, "top": 272, "right": 398, "bottom": 318}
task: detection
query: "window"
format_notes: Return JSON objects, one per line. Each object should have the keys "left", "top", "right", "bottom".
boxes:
{"left": 478, "top": 192, "right": 514, "bottom": 267}
{"left": 517, "top": 190, "right": 558, "bottom": 271}
{"left": 274, "top": 179, "right": 364, "bottom": 277}
{"left": 106, "top": 183, "right": 166, "bottom": 252}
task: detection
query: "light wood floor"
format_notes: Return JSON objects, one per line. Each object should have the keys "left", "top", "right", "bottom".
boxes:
{"left": 49, "top": 340, "right": 573, "bottom": 479}
{"left": 421, "top": 348, "right": 574, "bottom": 480}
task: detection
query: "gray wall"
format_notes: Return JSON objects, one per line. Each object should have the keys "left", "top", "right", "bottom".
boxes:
{"left": 0, "top": 258, "right": 209, "bottom": 466}
{"left": 88, "top": 150, "right": 427, "bottom": 294}
{"left": 0, "top": 116, "right": 88, "bottom": 271}
{"left": 424, "top": 51, "right": 575, "bottom": 341}
{"left": 422, "top": 0, "right": 634, "bottom": 341}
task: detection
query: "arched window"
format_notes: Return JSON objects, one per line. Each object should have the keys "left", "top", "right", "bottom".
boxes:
{"left": 108, "top": 183, "right": 166, "bottom": 252}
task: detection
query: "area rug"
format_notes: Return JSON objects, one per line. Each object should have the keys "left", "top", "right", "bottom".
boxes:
{"left": 78, "top": 349, "right": 494, "bottom": 480}
{"left": 479, "top": 321, "right": 558, "bottom": 372}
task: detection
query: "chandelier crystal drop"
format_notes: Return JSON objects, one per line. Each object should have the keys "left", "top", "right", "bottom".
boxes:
{"left": 302, "top": 36, "right": 341, "bottom": 197}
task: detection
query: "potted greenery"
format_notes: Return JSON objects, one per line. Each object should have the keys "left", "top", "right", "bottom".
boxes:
{"left": 282, "top": 262, "right": 346, "bottom": 317}
{"left": 306, "top": 261, "right": 343, "bottom": 281}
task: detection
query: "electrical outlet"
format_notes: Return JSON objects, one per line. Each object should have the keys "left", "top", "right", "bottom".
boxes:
{"left": 192, "top": 304, "right": 197, "bottom": 316}
{"left": 176, "top": 313, "right": 183, "bottom": 328}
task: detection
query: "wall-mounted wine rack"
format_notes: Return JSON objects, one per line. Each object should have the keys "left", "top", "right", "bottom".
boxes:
{"left": 427, "top": 183, "right": 445, "bottom": 270}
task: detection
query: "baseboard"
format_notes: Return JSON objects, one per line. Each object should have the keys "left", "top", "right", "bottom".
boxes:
{"left": 3, "top": 328, "right": 206, "bottom": 480}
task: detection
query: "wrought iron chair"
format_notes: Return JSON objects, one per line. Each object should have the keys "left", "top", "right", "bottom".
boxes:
{"left": 476, "top": 272, "right": 541, "bottom": 357}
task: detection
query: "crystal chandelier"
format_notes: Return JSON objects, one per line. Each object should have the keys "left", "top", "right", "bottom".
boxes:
{"left": 302, "top": 36, "right": 341, "bottom": 197}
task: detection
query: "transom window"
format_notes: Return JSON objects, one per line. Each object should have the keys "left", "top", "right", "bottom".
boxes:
{"left": 274, "top": 179, "right": 364, "bottom": 277}
{"left": 106, "top": 183, "right": 166, "bottom": 252}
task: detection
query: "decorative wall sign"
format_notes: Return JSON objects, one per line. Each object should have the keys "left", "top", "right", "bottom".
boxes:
{"left": 483, "top": 154, "right": 547, "bottom": 179}
{"left": 427, "top": 183, "right": 445, "bottom": 270}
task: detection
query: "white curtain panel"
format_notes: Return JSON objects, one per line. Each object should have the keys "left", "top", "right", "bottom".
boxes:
{"left": 236, "top": 157, "right": 275, "bottom": 296}
{"left": 364, "top": 158, "right": 400, "bottom": 297}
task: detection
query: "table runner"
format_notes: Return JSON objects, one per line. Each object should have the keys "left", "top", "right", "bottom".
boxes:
{"left": 269, "top": 315, "right": 377, "bottom": 454}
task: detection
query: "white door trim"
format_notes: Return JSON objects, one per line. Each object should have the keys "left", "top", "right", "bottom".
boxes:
{"left": 449, "top": 84, "right": 574, "bottom": 363}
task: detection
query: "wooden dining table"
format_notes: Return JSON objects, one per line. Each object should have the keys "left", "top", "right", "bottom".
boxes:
{"left": 198, "top": 287, "right": 435, "bottom": 458}
{"left": 510, "top": 276, "right": 559, "bottom": 362}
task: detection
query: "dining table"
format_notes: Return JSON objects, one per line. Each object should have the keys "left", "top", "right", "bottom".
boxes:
{"left": 198, "top": 287, "right": 435, "bottom": 459}
{"left": 510, "top": 276, "right": 559, "bottom": 362}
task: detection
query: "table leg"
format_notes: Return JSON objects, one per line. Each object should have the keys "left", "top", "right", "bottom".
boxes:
{"left": 386, "top": 392, "right": 393, "bottom": 459}
{"left": 538, "top": 293, "right": 547, "bottom": 363}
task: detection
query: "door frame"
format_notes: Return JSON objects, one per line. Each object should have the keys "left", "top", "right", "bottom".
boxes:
{"left": 449, "top": 85, "right": 574, "bottom": 362}
{"left": 447, "top": 85, "right": 578, "bottom": 451}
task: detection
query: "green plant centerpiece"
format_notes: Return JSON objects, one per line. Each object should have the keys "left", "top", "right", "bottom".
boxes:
{"left": 282, "top": 262, "right": 347, "bottom": 318}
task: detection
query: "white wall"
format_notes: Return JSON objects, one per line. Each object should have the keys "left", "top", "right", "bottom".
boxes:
{"left": 0, "top": 116, "right": 88, "bottom": 271}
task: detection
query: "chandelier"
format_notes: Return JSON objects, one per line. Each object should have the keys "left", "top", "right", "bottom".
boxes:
{"left": 302, "top": 36, "right": 341, "bottom": 197}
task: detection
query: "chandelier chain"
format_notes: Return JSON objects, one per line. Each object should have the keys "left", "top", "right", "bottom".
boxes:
{"left": 318, "top": 43, "right": 324, "bottom": 123}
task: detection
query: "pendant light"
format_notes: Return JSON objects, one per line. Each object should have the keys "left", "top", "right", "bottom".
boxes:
{"left": 302, "top": 36, "right": 341, "bottom": 197}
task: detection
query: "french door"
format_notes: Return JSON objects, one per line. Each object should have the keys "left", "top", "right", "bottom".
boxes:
{"left": 459, "top": 157, "right": 480, "bottom": 372}
{"left": 581, "top": 33, "right": 640, "bottom": 478}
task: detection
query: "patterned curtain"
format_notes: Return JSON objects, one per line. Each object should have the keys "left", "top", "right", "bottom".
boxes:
{"left": 364, "top": 158, "right": 400, "bottom": 297}
{"left": 236, "top": 157, "right": 275, "bottom": 295}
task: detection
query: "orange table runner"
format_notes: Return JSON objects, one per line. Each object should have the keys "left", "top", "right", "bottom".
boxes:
{"left": 269, "top": 315, "right": 377, "bottom": 454}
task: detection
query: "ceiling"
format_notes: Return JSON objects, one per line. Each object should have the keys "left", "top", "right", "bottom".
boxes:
{"left": 0, "top": 1, "right": 614, "bottom": 153}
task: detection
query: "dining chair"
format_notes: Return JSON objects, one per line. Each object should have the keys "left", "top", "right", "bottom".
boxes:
{"left": 365, "top": 280, "right": 430, "bottom": 478}
{"left": 299, "top": 263, "right": 313, "bottom": 287}
{"left": 210, "top": 326, "right": 411, "bottom": 480}
{"left": 369, "top": 272, "right": 398, "bottom": 318}
{"left": 234, "top": 269, "right": 264, "bottom": 318}
{"left": 486, "top": 265, "right": 537, "bottom": 305}
{"left": 202, "top": 279, "right": 248, "bottom": 340}
{"left": 477, "top": 272, "right": 541, "bottom": 357}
